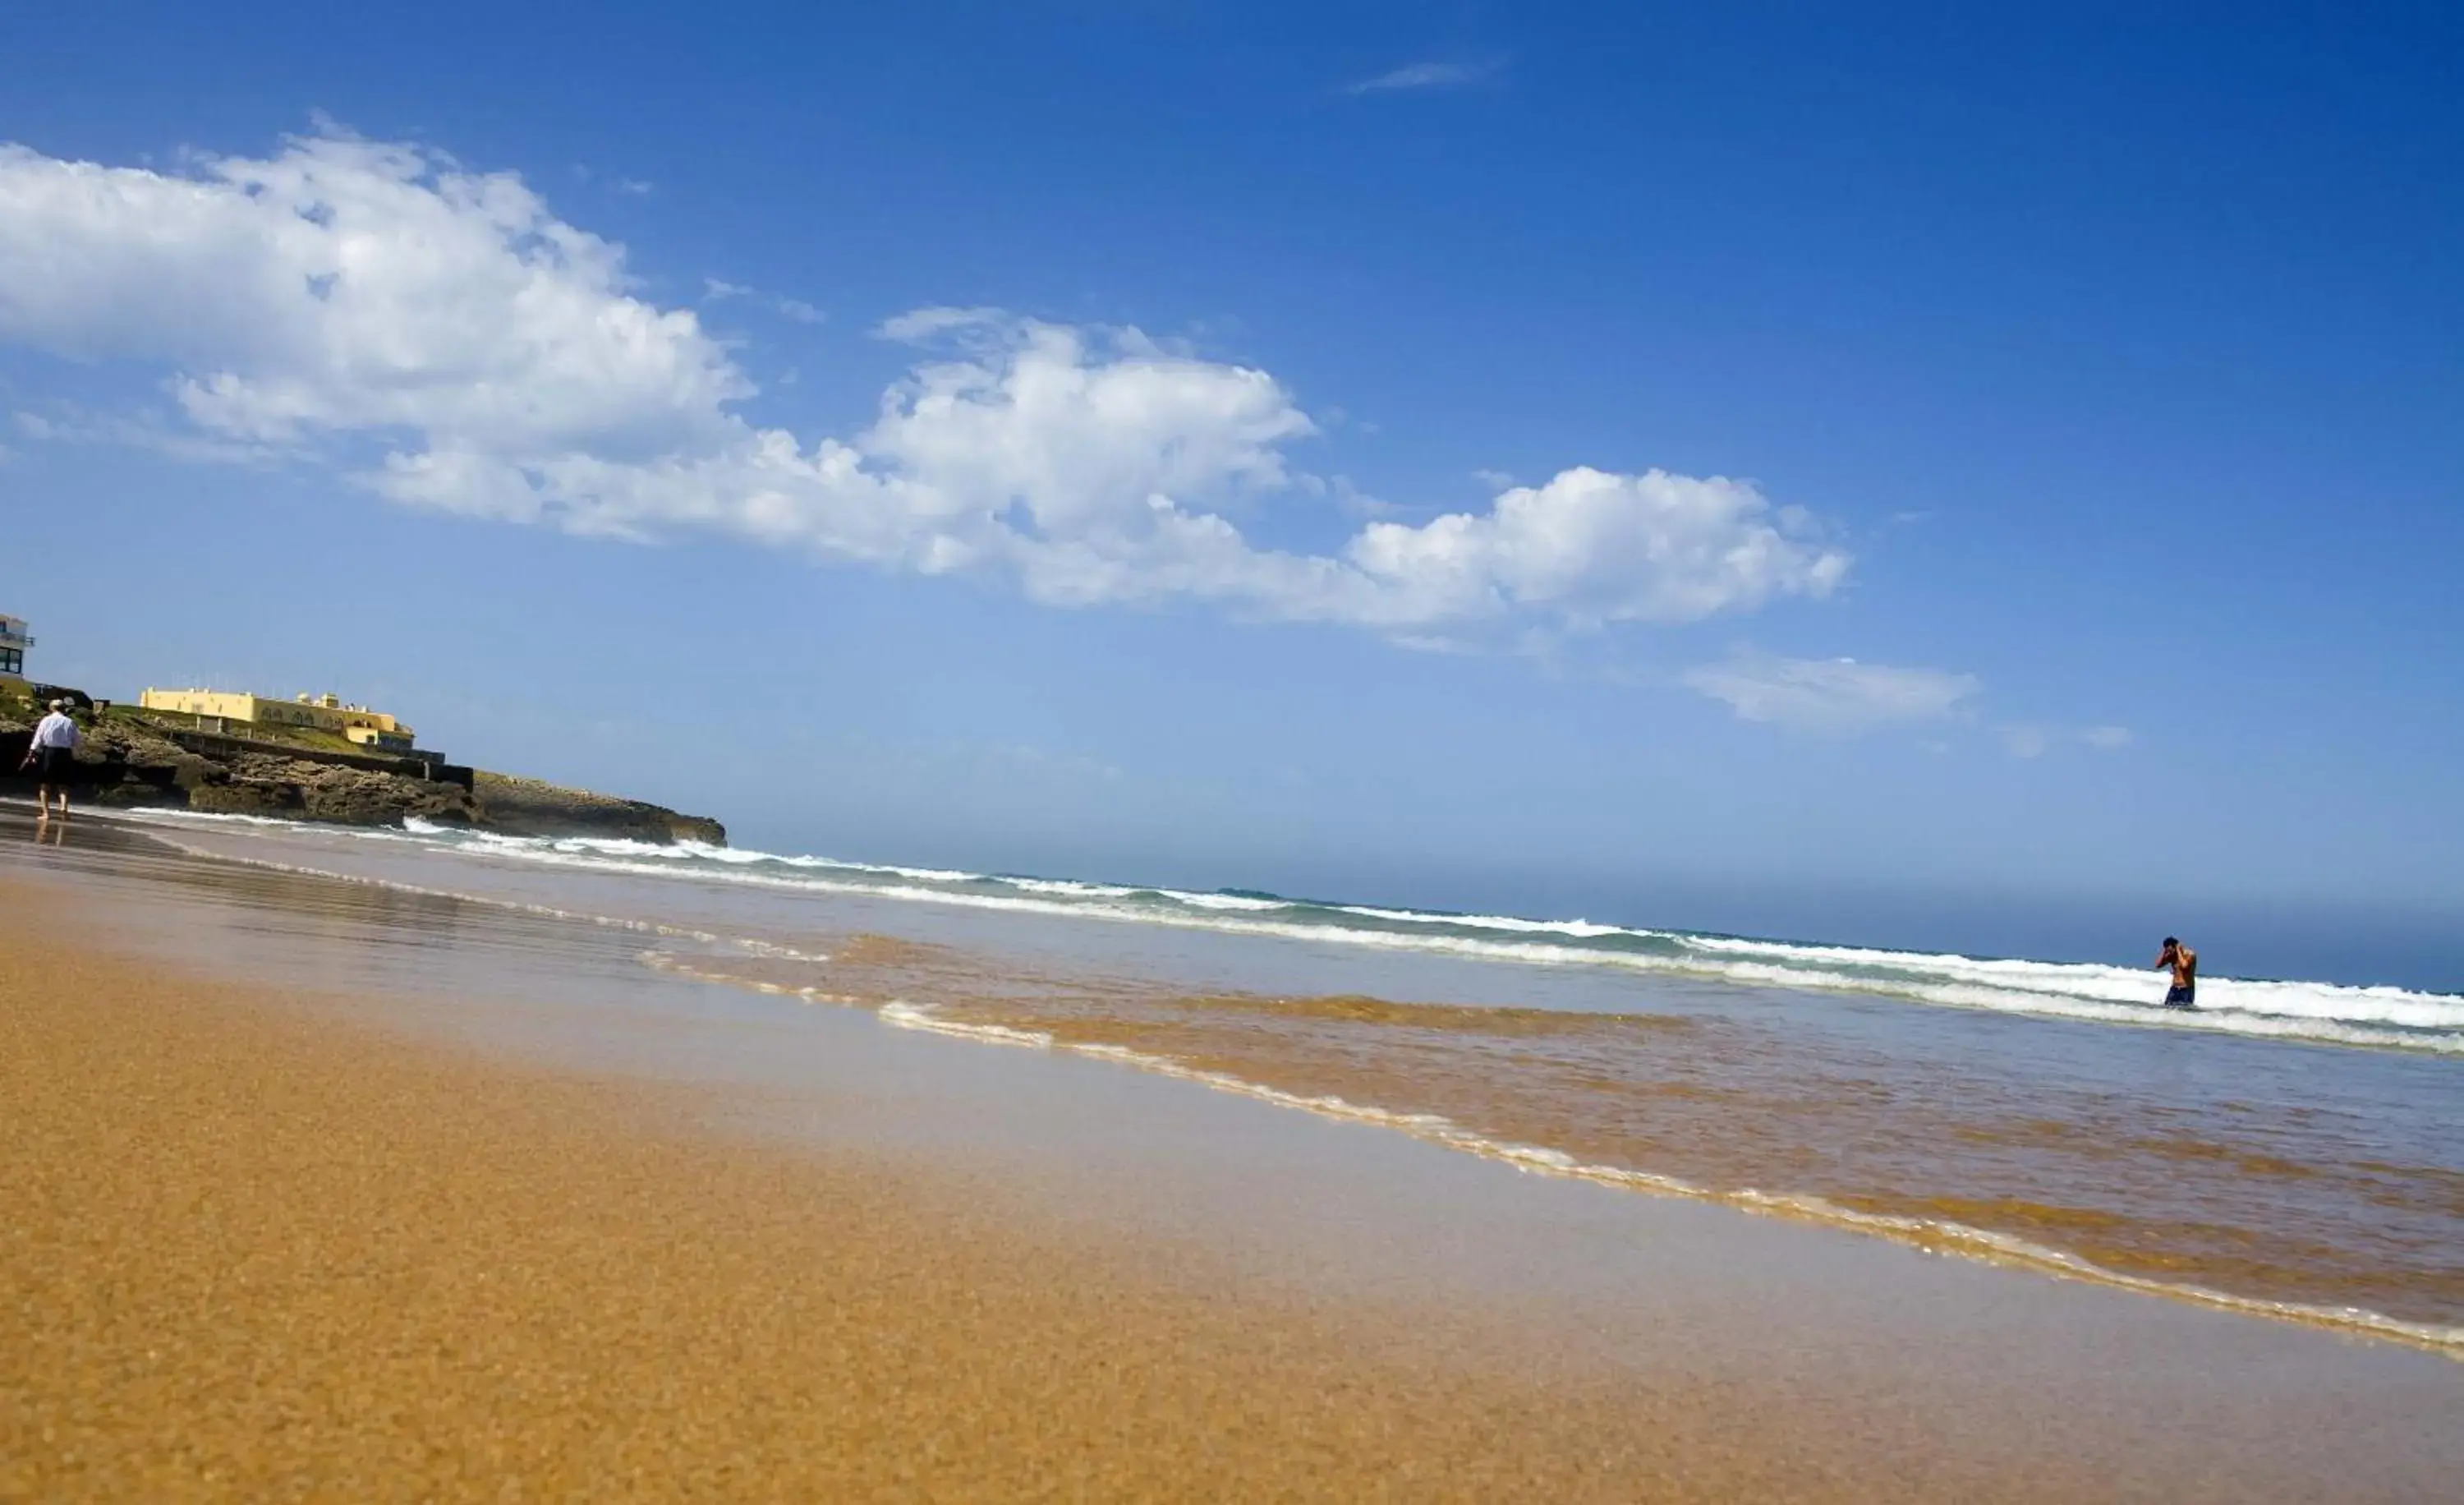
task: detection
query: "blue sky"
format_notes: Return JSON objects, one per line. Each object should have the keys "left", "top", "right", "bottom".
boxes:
{"left": 2, "top": 2, "right": 2459, "bottom": 978}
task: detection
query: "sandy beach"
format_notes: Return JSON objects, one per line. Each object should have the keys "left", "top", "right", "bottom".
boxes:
{"left": 0, "top": 888, "right": 1657, "bottom": 1498}
{"left": 0, "top": 874, "right": 1878, "bottom": 1500}
{"left": 3, "top": 833, "right": 2460, "bottom": 1501}
{"left": 7, "top": 12, "right": 2459, "bottom": 1496}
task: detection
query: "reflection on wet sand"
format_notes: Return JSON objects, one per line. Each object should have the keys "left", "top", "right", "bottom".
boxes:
{"left": 6, "top": 809, "right": 2464, "bottom": 1500}
{"left": 670, "top": 927, "right": 2464, "bottom": 1345}
{"left": 15, "top": 807, "right": 2462, "bottom": 1353}
{"left": 0, "top": 890, "right": 1868, "bottom": 1500}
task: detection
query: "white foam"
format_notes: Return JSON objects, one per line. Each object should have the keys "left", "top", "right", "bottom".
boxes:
{"left": 848, "top": 1001, "right": 2464, "bottom": 1360}
{"left": 121, "top": 806, "right": 426, "bottom": 841}
{"left": 83, "top": 809, "right": 2464, "bottom": 1360}
{"left": 993, "top": 876, "right": 1147, "bottom": 899}
{"left": 441, "top": 841, "right": 2462, "bottom": 1052}
{"left": 1335, "top": 904, "right": 1633, "bottom": 939}
{"left": 626, "top": 952, "right": 2464, "bottom": 1358}
{"left": 1158, "top": 890, "right": 1290, "bottom": 912}
{"left": 131, "top": 828, "right": 834, "bottom": 963}
{"left": 112, "top": 806, "right": 2464, "bottom": 1055}
{"left": 878, "top": 1001, "right": 1055, "bottom": 1048}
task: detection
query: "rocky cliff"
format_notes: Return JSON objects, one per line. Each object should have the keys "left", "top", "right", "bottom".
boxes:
{"left": 464, "top": 771, "right": 727, "bottom": 845}
{"left": 1, "top": 704, "right": 725, "bottom": 845}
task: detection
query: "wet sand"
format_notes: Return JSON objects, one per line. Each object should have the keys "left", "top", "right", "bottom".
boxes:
{"left": 118, "top": 809, "right": 2464, "bottom": 1346}
{"left": 0, "top": 878, "right": 1898, "bottom": 1500}
{"left": 673, "top": 932, "right": 2464, "bottom": 1337}
{"left": 3, "top": 840, "right": 2462, "bottom": 1500}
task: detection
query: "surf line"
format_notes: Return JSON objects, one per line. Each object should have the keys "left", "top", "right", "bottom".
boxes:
{"left": 137, "top": 808, "right": 2464, "bottom": 1055}
{"left": 114, "top": 821, "right": 2464, "bottom": 1360}
{"left": 371, "top": 827, "right": 2464, "bottom": 1055}
{"left": 131, "top": 828, "right": 833, "bottom": 963}
{"left": 641, "top": 950, "right": 2464, "bottom": 1364}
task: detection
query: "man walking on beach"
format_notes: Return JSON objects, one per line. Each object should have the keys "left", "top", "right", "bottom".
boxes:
{"left": 2156, "top": 937, "right": 2197, "bottom": 1009}
{"left": 21, "top": 698, "right": 80, "bottom": 820}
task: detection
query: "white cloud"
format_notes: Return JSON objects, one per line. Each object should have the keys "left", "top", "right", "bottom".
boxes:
{"left": 706, "top": 277, "right": 824, "bottom": 325}
{"left": 1346, "top": 61, "right": 1501, "bottom": 95}
{"left": 15, "top": 402, "right": 278, "bottom": 465}
{"left": 0, "top": 128, "right": 1848, "bottom": 640}
{"left": 2081, "top": 725, "right": 2133, "bottom": 750}
{"left": 0, "top": 134, "right": 745, "bottom": 459}
{"left": 1685, "top": 651, "right": 1980, "bottom": 734}
{"left": 1346, "top": 467, "right": 1849, "bottom": 630}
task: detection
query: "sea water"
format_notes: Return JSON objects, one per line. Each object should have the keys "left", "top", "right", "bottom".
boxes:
{"left": 74, "top": 808, "right": 2464, "bottom": 1355}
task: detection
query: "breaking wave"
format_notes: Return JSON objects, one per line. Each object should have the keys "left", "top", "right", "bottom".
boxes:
{"left": 125, "top": 809, "right": 2464, "bottom": 1055}
{"left": 112, "top": 809, "right": 2464, "bottom": 1359}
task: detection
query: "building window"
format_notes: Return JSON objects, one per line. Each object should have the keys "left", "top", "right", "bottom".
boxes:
{"left": 0, "top": 648, "right": 21, "bottom": 674}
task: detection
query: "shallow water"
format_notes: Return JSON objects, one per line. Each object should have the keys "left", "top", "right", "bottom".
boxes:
{"left": 21, "top": 805, "right": 2464, "bottom": 1354}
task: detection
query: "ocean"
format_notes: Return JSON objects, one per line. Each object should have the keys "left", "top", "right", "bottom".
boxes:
{"left": 80, "top": 809, "right": 2464, "bottom": 1357}
{"left": 415, "top": 821, "right": 2464, "bottom": 1056}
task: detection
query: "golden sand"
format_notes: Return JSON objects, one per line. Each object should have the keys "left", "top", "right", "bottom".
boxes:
{"left": 3, "top": 871, "right": 2424, "bottom": 1501}
{"left": 0, "top": 881, "right": 1866, "bottom": 1501}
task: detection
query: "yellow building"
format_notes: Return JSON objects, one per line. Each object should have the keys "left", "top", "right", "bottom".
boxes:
{"left": 140, "top": 688, "right": 418, "bottom": 753}
{"left": 0, "top": 614, "right": 30, "bottom": 688}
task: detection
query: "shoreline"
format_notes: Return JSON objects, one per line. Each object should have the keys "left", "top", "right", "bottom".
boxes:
{"left": 48, "top": 802, "right": 2464, "bottom": 1359}
{"left": 5, "top": 834, "right": 2462, "bottom": 1498}
{"left": 0, "top": 881, "right": 1719, "bottom": 1499}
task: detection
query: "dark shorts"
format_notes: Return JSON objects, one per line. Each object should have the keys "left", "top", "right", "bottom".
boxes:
{"left": 2164, "top": 984, "right": 2196, "bottom": 1009}
{"left": 33, "top": 746, "right": 75, "bottom": 780}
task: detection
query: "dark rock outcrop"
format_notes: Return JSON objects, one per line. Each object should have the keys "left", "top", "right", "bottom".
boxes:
{"left": 197, "top": 752, "right": 481, "bottom": 828}
{"left": 469, "top": 771, "right": 727, "bottom": 845}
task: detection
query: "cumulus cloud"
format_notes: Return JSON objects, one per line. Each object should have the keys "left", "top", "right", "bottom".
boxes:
{"left": 1345, "top": 61, "right": 1501, "bottom": 94}
{"left": 0, "top": 134, "right": 745, "bottom": 460}
{"left": 1346, "top": 468, "right": 1848, "bottom": 630}
{"left": 0, "top": 128, "right": 1848, "bottom": 639}
{"left": 1685, "top": 651, "right": 1980, "bottom": 734}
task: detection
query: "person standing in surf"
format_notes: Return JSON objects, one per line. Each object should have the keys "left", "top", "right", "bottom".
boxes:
{"left": 2155, "top": 937, "right": 2197, "bottom": 1009}
{"left": 20, "top": 698, "right": 82, "bottom": 821}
